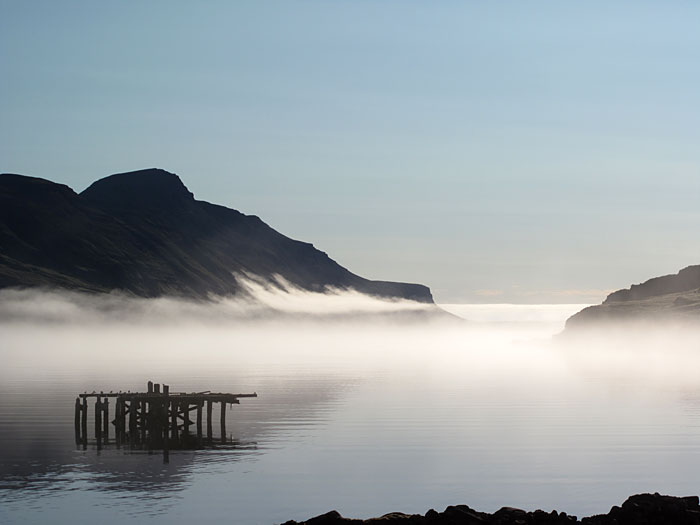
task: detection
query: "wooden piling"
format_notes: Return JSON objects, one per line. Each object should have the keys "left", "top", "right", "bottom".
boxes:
{"left": 163, "top": 385, "right": 170, "bottom": 441}
{"left": 220, "top": 401, "right": 227, "bottom": 444}
{"left": 143, "top": 385, "right": 152, "bottom": 447}
{"left": 114, "top": 398, "right": 123, "bottom": 448}
{"left": 140, "top": 400, "right": 147, "bottom": 444}
{"left": 184, "top": 403, "right": 191, "bottom": 435}
{"left": 196, "top": 401, "right": 203, "bottom": 441}
{"left": 148, "top": 398, "right": 157, "bottom": 448}
{"left": 102, "top": 398, "right": 109, "bottom": 441}
{"left": 120, "top": 398, "right": 127, "bottom": 444}
{"left": 206, "top": 400, "right": 213, "bottom": 441}
{"left": 149, "top": 399, "right": 156, "bottom": 449}
{"left": 74, "top": 397, "right": 81, "bottom": 445}
{"left": 95, "top": 397, "right": 103, "bottom": 448}
{"left": 163, "top": 385, "right": 170, "bottom": 462}
{"left": 81, "top": 397, "right": 88, "bottom": 448}
{"left": 170, "top": 400, "right": 178, "bottom": 444}
{"left": 128, "top": 398, "right": 137, "bottom": 446}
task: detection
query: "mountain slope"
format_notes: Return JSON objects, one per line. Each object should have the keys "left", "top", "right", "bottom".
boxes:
{"left": 564, "top": 265, "right": 700, "bottom": 331}
{"left": 0, "top": 168, "right": 433, "bottom": 303}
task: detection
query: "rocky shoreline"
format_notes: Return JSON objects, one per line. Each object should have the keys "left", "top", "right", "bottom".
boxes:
{"left": 282, "top": 493, "right": 700, "bottom": 524}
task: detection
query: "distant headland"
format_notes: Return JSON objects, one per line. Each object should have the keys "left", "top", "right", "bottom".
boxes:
{"left": 564, "top": 265, "right": 700, "bottom": 332}
{"left": 0, "top": 168, "right": 433, "bottom": 304}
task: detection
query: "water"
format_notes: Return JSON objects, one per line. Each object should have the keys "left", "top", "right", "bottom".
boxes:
{"left": 1, "top": 303, "right": 700, "bottom": 524}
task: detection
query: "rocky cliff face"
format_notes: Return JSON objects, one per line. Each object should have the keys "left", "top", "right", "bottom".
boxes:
{"left": 0, "top": 168, "right": 433, "bottom": 303}
{"left": 565, "top": 265, "right": 700, "bottom": 331}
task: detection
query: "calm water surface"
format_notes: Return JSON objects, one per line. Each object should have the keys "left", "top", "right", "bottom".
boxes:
{"left": 1, "top": 304, "right": 699, "bottom": 524}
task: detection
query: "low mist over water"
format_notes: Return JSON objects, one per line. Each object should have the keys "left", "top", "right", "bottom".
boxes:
{"left": 1, "top": 289, "right": 699, "bottom": 524}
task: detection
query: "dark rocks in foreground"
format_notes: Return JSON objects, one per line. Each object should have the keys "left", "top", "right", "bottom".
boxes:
{"left": 282, "top": 493, "right": 700, "bottom": 525}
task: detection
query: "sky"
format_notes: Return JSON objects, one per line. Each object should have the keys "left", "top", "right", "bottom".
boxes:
{"left": 1, "top": 1, "right": 699, "bottom": 303}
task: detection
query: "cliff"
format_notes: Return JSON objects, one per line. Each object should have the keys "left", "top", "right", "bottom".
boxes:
{"left": 0, "top": 168, "right": 433, "bottom": 303}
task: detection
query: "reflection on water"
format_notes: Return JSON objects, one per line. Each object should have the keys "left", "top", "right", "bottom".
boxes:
{"left": 1, "top": 303, "right": 700, "bottom": 524}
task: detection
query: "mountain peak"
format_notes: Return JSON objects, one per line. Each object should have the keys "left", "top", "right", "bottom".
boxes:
{"left": 1, "top": 168, "right": 435, "bottom": 305}
{"left": 80, "top": 168, "right": 194, "bottom": 212}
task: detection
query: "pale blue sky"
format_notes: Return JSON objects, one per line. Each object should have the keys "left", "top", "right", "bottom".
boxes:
{"left": 2, "top": 1, "right": 699, "bottom": 302}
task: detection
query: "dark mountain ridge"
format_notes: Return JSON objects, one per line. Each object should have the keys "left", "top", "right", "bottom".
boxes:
{"left": 0, "top": 168, "right": 433, "bottom": 303}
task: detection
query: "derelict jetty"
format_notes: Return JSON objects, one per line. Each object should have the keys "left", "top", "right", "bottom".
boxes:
{"left": 74, "top": 381, "right": 257, "bottom": 460}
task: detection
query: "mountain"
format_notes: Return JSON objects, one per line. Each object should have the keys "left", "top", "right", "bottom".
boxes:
{"left": 564, "top": 265, "right": 700, "bottom": 331}
{"left": 0, "top": 168, "right": 433, "bottom": 303}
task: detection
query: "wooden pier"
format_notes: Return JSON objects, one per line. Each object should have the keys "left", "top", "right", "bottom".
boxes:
{"left": 74, "top": 381, "right": 257, "bottom": 460}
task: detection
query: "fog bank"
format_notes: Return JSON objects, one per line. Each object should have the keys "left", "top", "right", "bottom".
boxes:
{"left": 1, "top": 287, "right": 699, "bottom": 394}
{"left": 0, "top": 275, "right": 437, "bottom": 326}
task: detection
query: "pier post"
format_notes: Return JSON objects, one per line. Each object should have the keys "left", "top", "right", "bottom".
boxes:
{"left": 120, "top": 397, "right": 127, "bottom": 445}
{"left": 149, "top": 400, "right": 156, "bottom": 449}
{"left": 196, "top": 401, "right": 203, "bottom": 442}
{"left": 170, "top": 400, "right": 178, "bottom": 445}
{"left": 114, "top": 398, "right": 123, "bottom": 448}
{"left": 163, "top": 385, "right": 170, "bottom": 443}
{"left": 140, "top": 400, "right": 147, "bottom": 445}
{"left": 81, "top": 397, "right": 88, "bottom": 449}
{"left": 95, "top": 397, "right": 103, "bottom": 449}
{"left": 163, "top": 385, "right": 170, "bottom": 463}
{"left": 145, "top": 382, "right": 153, "bottom": 448}
{"left": 184, "top": 403, "right": 191, "bottom": 436}
{"left": 128, "top": 398, "right": 137, "bottom": 446}
{"left": 148, "top": 398, "right": 158, "bottom": 449}
{"left": 220, "top": 401, "right": 227, "bottom": 444}
{"left": 206, "top": 400, "right": 213, "bottom": 441}
{"left": 102, "top": 398, "right": 109, "bottom": 442}
{"left": 74, "top": 397, "right": 81, "bottom": 445}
